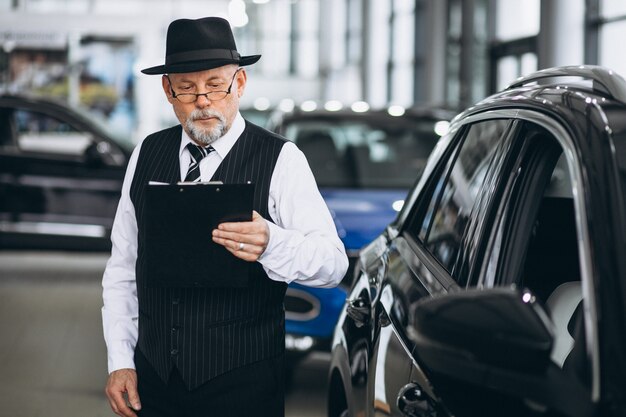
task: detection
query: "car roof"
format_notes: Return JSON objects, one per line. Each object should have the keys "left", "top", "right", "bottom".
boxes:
{"left": 267, "top": 105, "right": 457, "bottom": 131}
{"left": 454, "top": 65, "right": 626, "bottom": 141}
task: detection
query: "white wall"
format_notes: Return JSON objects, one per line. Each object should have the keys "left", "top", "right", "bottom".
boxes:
{"left": 0, "top": 0, "right": 323, "bottom": 142}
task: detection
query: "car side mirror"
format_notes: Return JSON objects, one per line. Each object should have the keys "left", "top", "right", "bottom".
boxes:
{"left": 84, "top": 140, "right": 125, "bottom": 167}
{"left": 84, "top": 141, "right": 104, "bottom": 166}
{"left": 411, "top": 287, "right": 595, "bottom": 417}
{"left": 413, "top": 287, "right": 554, "bottom": 375}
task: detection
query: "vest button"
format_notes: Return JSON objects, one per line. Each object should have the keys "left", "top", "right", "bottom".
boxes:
{"left": 172, "top": 298, "right": 180, "bottom": 305}
{"left": 170, "top": 349, "right": 178, "bottom": 355}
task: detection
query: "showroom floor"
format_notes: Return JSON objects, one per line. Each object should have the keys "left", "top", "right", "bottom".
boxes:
{"left": 0, "top": 251, "right": 327, "bottom": 417}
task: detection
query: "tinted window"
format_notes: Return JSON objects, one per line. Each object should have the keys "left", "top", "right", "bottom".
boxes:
{"left": 283, "top": 117, "right": 441, "bottom": 188}
{"left": 419, "top": 120, "right": 508, "bottom": 273}
{"left": 14, "top": 109, "right": 92, "bottom": 156}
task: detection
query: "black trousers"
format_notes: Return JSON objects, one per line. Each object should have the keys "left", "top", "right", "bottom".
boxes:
{"left": 135, "top": 349, "right": 285, "bottom": 417}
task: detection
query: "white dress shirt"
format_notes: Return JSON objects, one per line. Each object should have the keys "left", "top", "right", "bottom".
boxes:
{"left": 102, "top": 112, "right": 348, "bottom": 373}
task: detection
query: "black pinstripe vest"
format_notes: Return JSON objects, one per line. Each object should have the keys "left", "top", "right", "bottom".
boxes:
{"left": 130, "top": 122, "right": 288, "bottom": 389}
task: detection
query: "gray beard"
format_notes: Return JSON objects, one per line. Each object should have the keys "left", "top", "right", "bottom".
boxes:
{"left": 185, "top": 109, "right": 227, "bottom": 145}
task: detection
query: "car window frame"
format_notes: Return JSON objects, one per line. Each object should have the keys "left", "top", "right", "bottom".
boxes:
{"left": 476, "top": 110, "right": 600, "bottom": 401}
{"left": 483, "top": 123, "right": 564, "bottom": 290}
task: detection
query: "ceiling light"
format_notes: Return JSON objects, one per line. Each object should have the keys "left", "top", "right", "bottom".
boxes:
{"left": 300, "top": 100, "right": 317, "bottom": 112}
{"left": 387, "top": 105, "right": 405, "bottom": 117}
{"left": 434, "top": 120, "right": 450, "bottom": 136}
{"left": 279, "top": 98, "right": 295, "bottom": 113}
{"left": 324, "top": 100, "right": 343, "bottom": 112}
{"left": 351, "top": 101, "right": 370, "bottom": 113}
{"left": 253, "top": 97, "right": 271, "bottom": 111}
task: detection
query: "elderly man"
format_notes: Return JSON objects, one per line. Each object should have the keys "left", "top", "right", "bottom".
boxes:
{"left": 102, "top": 16, "right": 348, "bottom": 417}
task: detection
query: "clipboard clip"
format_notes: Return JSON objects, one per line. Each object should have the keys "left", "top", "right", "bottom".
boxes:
{"left": 176, "top": 181, "right": 224, "bottom": 185}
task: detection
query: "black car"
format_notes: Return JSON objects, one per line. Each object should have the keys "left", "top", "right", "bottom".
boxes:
{"left": 0, "top": 94, "right": 132, "bottom": 250}
{"left": 328, "top": 66, "right": 626, "bottom": 417}
{"left": 266, "top": 106, "right": 454, "bottom": 368}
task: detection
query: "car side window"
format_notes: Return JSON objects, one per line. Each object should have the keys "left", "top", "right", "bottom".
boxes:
{"left": 483, "top": 122, "right": 590, "bottom": 389}
{"left": 14, "top": 108, "right": 93, "bottom": 156}
{"left": 413, "top": 120, "right": 509, "bottom": 277}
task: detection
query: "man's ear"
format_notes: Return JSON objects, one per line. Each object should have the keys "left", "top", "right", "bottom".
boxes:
{"left": 236, "top": 68, "right": 247, "bottom": 98}
{"left": 162, "top": 75, "right": 174, "bottom": 102}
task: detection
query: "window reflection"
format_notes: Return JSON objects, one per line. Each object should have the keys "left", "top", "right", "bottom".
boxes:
{"left": 422, "top": 120, "right": 507, "bottom": 273}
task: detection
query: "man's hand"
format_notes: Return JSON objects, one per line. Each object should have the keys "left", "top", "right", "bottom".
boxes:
{"left": 212, "top": 210, "right": 269, "bottom": 262}
{"left": 105, "top": 368, "right": 141, "bottom": 417}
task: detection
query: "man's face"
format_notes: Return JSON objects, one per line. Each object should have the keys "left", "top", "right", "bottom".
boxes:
{"left": 162, "top": 64, "right": 246, "bottom": 146}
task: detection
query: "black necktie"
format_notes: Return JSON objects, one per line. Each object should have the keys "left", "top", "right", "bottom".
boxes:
{"left": 185, "top": 143, "right": 215, "bottom": 182}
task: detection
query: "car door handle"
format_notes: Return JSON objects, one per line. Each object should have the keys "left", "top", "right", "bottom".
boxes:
{"left": 397, "top": 382, "right": 436, "bottom": 417}
{"left": 346, "top": 297, "right": 370, "bottom": 327}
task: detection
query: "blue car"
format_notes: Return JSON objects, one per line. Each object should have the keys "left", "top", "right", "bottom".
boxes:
{"left": 267, "top": 105, "right": 453, "bottom": 368}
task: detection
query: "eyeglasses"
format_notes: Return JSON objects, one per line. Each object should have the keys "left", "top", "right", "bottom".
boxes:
{"left": 166, "top": 68, "right": 242, "bottom": 103}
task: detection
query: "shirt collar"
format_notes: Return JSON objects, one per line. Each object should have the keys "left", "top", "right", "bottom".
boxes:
{"left": 179, "top": 112, "right": 246, "bottom": 159}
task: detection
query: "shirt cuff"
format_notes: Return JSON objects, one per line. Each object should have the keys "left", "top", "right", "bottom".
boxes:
{"left": 258, "top": 220, "right": 288, "bottom": 261}
{"left": 257, "top": 220, "right": 304, "bottom": 283}
{"left": 107, "top": 340, "right": 137, "bottom": 374}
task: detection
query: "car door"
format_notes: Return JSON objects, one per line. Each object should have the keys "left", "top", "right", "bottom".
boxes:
{"left": 0, "top": 98, "right": 128, "bottom": 250}
{"left": 472, "top": 117, "right": 596, "bottom": 416}
{"left": 405, "top": 113, "right": 598, "bottom": 417}
{"left": 369, "top": 117, "right": 516, "bottom": 417}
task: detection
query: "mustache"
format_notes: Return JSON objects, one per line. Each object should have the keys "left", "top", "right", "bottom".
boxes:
{"left": 185, "top": 108, "right": 226, "bottom": 145}
{"left": 188, "top": 108, "right": 226, "bottom": 123}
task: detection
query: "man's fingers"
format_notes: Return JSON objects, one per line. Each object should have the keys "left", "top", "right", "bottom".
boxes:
{"left": 214, "top": 236, "right": 263, "bottom": 255}
{"left": 105, "top": 369, "right": 140, "bottom": 417}
{"left": 217, "top": 217, "right": 254, "bottom": 232}
{"left": 213, "top": 211, "right": 269, "bottom": 261}
{"left": 212, "top": 230, "right": 266, "bottom": 247}
{"left": 213, "top": 217, "right": 268, "bottom": 245}
{"left": 126, "top": 383, "right": 142, "bottom": 412}
{"left": 217, "top": 221, "right": 261, "bottom": 234}
{"left": 106, "top": 389, "right": 138, "bottom": 417}
{"left": 217, "top": 211, "right": 266, "bottom": 233}
{"left": 222, "top": 244, "right": 259, "bottom": 261}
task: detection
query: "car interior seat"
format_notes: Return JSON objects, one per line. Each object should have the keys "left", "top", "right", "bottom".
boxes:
{"left": 545, "top": 281, "right": 582, "bottom": 367}
{"left": 562, "top": 300, "right": 590, "bottom": 386}
{"left": 522, "top": 193, "right": 590, "bottom": 386}
{"left": 342, "top": 144, "right": 369, "bottom": 187}
{"left": 522, "top": 197, "right": 580, "bottom": 303}
{"left": 295, "top": 130, "right": 352, "bottom": 187}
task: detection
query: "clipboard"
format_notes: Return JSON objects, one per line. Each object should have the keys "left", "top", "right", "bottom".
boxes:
{"left": 144, "top": 182, "right": 254, "bottom": 288}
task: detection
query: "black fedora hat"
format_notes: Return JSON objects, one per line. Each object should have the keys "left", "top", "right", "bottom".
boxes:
{"left": 141, "top": 17, "right": 261, "bottom": 75}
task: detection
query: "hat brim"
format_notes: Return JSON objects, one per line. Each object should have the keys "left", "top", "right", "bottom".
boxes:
{"left": 141, "top": 54, "right": 261, "bottom": 75}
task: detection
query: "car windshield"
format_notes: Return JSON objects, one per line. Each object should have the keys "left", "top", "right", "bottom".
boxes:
{"left": 284, "top": 117, "right": 441, "bottom": 188}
